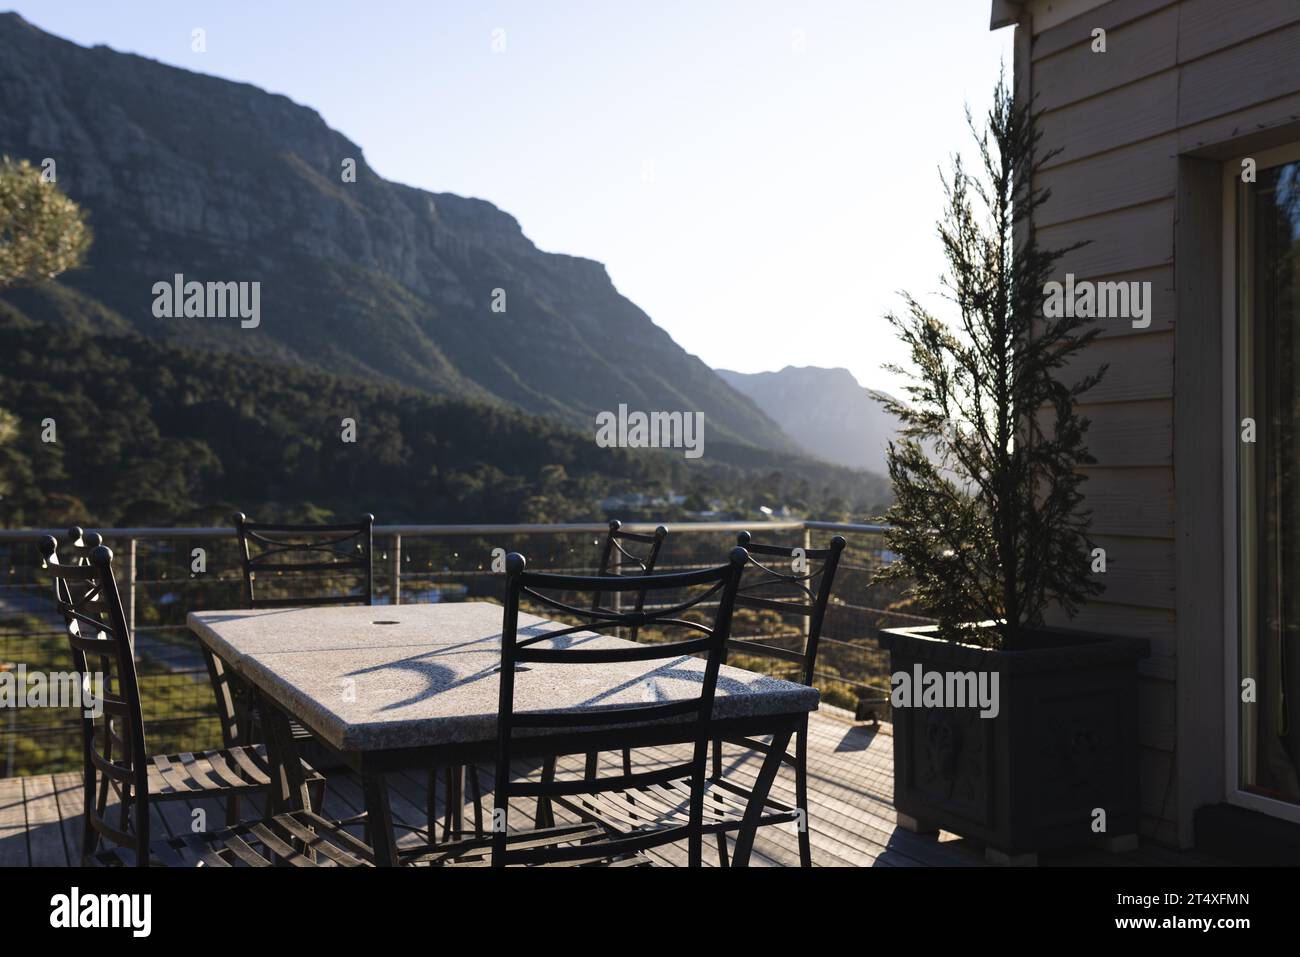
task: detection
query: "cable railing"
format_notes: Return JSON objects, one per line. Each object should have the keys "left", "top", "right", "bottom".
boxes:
{"left": 0, "top": 520, "right": 931, "bottom": 777}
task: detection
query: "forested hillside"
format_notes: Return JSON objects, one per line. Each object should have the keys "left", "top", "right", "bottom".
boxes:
{"left": 0, "top": 311, "right": 890, "bottom": 528}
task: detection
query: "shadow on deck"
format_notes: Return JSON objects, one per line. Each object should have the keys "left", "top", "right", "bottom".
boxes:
{"left": 0, "top": 709, "right": 1227, "bottom": 867}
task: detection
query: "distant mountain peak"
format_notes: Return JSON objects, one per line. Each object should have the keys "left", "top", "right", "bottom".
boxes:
{"left": 716, "top": 366, "right": 900, "bottom": 473}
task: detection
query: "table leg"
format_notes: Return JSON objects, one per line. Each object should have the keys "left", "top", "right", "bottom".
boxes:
{"left": 362, "top": 768, "right": 400, "bottom": 867}
{"left": 730, "top": 723, "right": 795, "bottom": 867}
{"left": 255, "top": 689, "right": 311, "bottom": 813}
{"left": 444, "top": 765, "right": 465, "bottom": 839}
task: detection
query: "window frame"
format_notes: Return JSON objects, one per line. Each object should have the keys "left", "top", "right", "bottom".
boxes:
{"left": 1222, "top": 139, "right": 1300, "bottom": 824}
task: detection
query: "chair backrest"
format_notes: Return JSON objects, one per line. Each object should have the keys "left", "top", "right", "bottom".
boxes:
{"left": 494, "top": 546, "right": 748, "bottom": 867}
{"left": 65, "top": 526, "right": 100, "bottom": 564}
{"left": 64, "top": 528, "right": 121, "bottom": 734}
{"left": 591, "top": 520, "right": 669, "bottom": 641}
{"left": 38, "top": 535, "right": 151, "bottom": 863}
{"left": 233, "top": 511, "right": 375, "bottom": 608}
{"left": 729, "top": 531, "right": 846, "bottom": 687}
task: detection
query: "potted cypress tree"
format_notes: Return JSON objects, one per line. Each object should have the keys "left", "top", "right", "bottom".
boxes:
{"left": 873, "top": 82, "right": 1147, "bottom": 865}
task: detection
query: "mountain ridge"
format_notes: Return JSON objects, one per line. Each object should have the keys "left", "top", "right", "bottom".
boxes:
{"left": 0, "top": 11, "right": 796, "bottom": 455}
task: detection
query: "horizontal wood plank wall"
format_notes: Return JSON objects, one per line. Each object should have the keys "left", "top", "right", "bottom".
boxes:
{"left": 1037, "top": 135, "right": 1177, "bottom": 223}
{"left": 1031, "top": 0, "right": 1180, "bottom": 58}
{"left": 1065, "top": 333, "right": 1174, "bottom": 403}
{"left": 1176, "top": 0, "right": 1300, "bottom": 60}
{"left": 1026, "top": 0, "right": 1300, "bottom": 845}
{"left": 1082, "top": 467, "right": 1174, "bottom": 538}
{"left": 1177, "top": 20, "right": 1300, "bottom": 125}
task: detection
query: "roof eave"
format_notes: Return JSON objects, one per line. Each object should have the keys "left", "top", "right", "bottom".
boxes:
{"left": 990, "top": 0, "right": 1026, "bottom": 29}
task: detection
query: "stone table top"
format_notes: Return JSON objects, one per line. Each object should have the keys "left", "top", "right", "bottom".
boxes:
{"left": 188, "top": 601, "right": 820, "bottom": 752}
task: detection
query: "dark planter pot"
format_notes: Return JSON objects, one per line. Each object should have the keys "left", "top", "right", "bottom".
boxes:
{"left": 878, "top": 624, "right": 1148, "bottom": 863}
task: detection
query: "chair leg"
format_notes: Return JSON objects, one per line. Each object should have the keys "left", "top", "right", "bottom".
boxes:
{"left": 426, "top": 767, "right": 439, "bottom": 845}
{"left": 226, "top": 793, "right": 241, "bottom": 827}
{"left": 467, "top": 764, "right": 484, "bottom": 838}
{"left": 709, "top": 737, "right": 728, "bottom": 844}
{"left": 442, "top": 767, "right": 452, "bottom": 840}
{"left": 83, "top": 771, "right": 108, "bottom": 863}
{"left": 95, "top": 774, "right": 110, "bottom": 820}
{"left": 619, "top": 746, "right": 642, "bottom": 822}
{"left": 584, "top": 751, "right": 599, "bottom": 779}
{"left": 732, "top": 727, "right": 793, "bottom": 867}
{"left": 308, "top": 778, "right": 326, "bottom": 817}
{"left": 795, "top": 722, "right": 811, "bottom": 867}
{"left": 715, "top": 832, "right": 730, "bottom": 867}
{"left": 357, "top": 766, "right": 374, "bottom": 846}
{"left": 81, "top": 810, "right": 97, "bottom": 864}
{"left": 443, "top": 766, "right": 465, "bottom": 840}
{"left": 534, "top": 756, "right": 557, "bottom": 828}
{"left": 687, "top": 748, "right": 710, "bottom": 868}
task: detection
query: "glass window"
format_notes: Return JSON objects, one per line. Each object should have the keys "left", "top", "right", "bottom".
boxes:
{"left": 1238, "top": 158, "right": 1300, "bottom": 805}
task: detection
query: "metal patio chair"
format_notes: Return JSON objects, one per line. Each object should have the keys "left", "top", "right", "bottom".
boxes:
{"left": 543, "top": 533, "right": 846, "bottom": 865}
{"left": 233, "top": 511, "right": 375, "bottom": 610}
{"left": 63, "top": 527, "right": 325, "bottom": 832}
{"left": 229, "top": 511, "right": 484, "bottom": 843}
{"left": 708, "top": 530, "right": 846, "bottom": 867}
{"left": 39, "top": 536, "right": 363, "bottom": 867}
{"left": 533, "top": 520, "right": 668, "bottom": 826}
{"left": 404, "top": 547, "right": 749, "bottom": 867}
{"left": 224, "top": 512, "right": 377, "bottom": 751}
{"left": 591, "top": 520, "right": 670, "bottom": 643}
{"left": 585, "top": 521, "right": 668, "bottom": 772}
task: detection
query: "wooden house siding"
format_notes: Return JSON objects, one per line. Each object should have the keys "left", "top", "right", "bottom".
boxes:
{"left": 1018, "top": 0, "right": 1300, "bottom": 845}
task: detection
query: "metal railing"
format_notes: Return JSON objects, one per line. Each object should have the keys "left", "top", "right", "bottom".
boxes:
{"left": 0, "top": 520, "right": 931, "bottom": 777}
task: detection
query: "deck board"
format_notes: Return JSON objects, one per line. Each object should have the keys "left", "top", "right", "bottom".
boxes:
{"left": 0, "top": 711, "right": 1231, "bottom": 867}
{"left": 0, "top": 775, "right": 28, "bottom": 867}
{"left": 51, "top": 771, "right": 83, "bottom": 863}
{"left": 23, "top": 775, "right": 69, "bottom": 867}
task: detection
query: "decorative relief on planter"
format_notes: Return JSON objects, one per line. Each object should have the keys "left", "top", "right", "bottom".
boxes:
{"left": 1033, "top": 690, "right": 1120, "bottom": 824}
{"left": 908, "top": 706, "right": 991, "bottom": 825}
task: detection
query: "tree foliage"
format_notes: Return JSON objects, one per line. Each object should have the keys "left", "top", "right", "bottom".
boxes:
{"left": 0, "top": 156, "right": 93, "bottom": 510}
{"left": 0, "top": 156, "right": 91, "bottom": 292}
{"left": 871, "top": 81, "right": 1105, "bottom": 648}
{"left": 0, "top": 314, "right": 885, "bottom": 529}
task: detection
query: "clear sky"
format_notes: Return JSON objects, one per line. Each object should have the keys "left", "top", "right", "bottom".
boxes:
{"left": 8, "top": 1, "right": 1012, "bottom": 393}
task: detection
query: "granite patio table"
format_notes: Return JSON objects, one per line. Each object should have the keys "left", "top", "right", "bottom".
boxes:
{"left": 187, "top": 600, "right": 820, "bottom": 866}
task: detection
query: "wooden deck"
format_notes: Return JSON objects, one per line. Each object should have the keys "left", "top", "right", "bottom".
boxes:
{"left": 0, "top": 709, "right": 1227, "bottom": 867}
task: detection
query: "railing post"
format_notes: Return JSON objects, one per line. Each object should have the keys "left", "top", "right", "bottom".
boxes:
{"left": 390, "top": 533, "right": 401, "bottom": 606}
{"left": 4, "top": 689, "right": 15, "bottom": 778}
{"left": 126, "top": 538, "right": 138, "bottom": 634}
{"left": 610, "top": 533, "right": 622, "bottom": 618}
{"left": 802, "top": 525, "right": 813, "bottom": 649}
